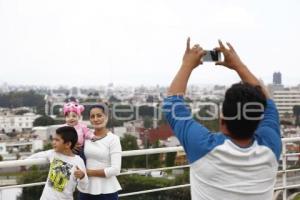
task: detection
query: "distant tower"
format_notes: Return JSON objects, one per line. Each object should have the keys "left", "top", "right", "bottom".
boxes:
{"left": 273, "top": 72, "right": 282, "bottom": 85}
{"left": 70, "top": 87, "right": 79, "bottom": 97}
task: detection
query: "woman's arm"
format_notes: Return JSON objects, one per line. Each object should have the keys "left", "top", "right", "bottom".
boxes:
{"left": 86, "top": 169, "right": 106, "bottom": 177}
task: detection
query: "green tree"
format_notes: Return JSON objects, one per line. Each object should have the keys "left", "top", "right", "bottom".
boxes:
{"left": 52, "top": 105, "right": 62, "bottom": 116}
{"left": 18, "top": 165, "right": 48, "bottom": 200}
{"left": 293, "top": 194, "right": 300, "bottom": 200}
{"left": 15, "top": 109, "right": 30, "bottom": 115}
{"left": 147, "top": 140, "right": 161, "bottom": 168}
{"left": 143, "top": 116, "right": 153, "bottom": 129}
{"left": 0, "top": 155, "right": 3, "bottom": 161}
{"left": 119, "top": 172, "right": 191, "bottom": 200}
{"left": 33, "top": 115, "right": 56, "bottom": 126}
{"left": 43, "top": 143, "right": 53, "bottom": 151}
{"left": 121, "top": 134, "right": 140, "bottom": 168}
{"left": 165, "top": 152, "right": 177, "bottom": 167}
{"left": 0, "top": 91, "right": 45, "bottom": 114}
{"left": 121, "top": 135, "right": 139, "bottom": 151}
{"left": 194, "top": 104, "right": 219, "bottom": 131}
{"left": 199, "top": 119, "right": 219, "bottom": 132}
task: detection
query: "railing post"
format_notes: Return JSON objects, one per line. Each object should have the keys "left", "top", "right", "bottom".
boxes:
{"left": 282, "top": 141, "right": 287, "bottom": 200}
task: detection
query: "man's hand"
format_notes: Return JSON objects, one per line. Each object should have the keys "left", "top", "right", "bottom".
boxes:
{"left": 215, "top": 40, "right": 270, "bottom": 98}
{"left": 182, "top": 37, "right": 205, "bottom": 70}
{"left": 215, "top": 40, "right": 246, "bottom": 71}
{"left": 74, "top": 166, "right": 85, "bottom": 179}
{"left": 167, "top": 38, "right": 205, "bottom": 96}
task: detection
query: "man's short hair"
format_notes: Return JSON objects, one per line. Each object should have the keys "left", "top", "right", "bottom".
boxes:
{"left": 222, "top": 83, "right": 267, "bottom": 139}
{"left": 56, "top": 126, "right": 78, "bottom": 149}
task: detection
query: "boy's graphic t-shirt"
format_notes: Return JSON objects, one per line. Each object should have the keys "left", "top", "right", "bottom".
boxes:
{"left": 48, "top": 158, "right": 73, "bottom": 192}
{"left": 27, "top": 150, "right": 88, "bottom": 200}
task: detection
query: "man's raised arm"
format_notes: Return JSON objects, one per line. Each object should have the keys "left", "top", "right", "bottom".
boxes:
{"left": 215, "top": 40, "right": 270, "bottom": 99}
{"left": 215, "top": 40, "right": 281, "bottom": 157}
{"left": 168, "top": 38, "right": 205, "bottom": 95}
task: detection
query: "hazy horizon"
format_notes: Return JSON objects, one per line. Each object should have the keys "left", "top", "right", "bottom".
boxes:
{"left": 1, "top": 81, "right": 299, "bottom": 89}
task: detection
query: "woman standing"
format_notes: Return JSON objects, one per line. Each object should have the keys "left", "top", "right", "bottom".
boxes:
{"left": 79, "top": 105, "right": 122, "bottom": 200}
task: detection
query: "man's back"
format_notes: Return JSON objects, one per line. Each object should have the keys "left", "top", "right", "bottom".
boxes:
{"left": 190, "top": 138, "right": 278, "bottom": 200}
{"left": 163, "top": 96, "right": 281, "bottom": 200}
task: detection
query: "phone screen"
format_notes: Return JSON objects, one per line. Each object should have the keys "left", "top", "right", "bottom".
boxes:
{"left": 202, "top": 50, "right": 221, "bottom": 62}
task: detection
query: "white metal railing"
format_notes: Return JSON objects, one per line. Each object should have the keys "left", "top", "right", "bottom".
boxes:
{"left": 0, "top": 146, "right": 184, "bottom": 168}
{"left": 278, "top": 137, "right": 300, "bottom": 200}
{"left": 0, "top": 138, "right": 300, "bottom": 199}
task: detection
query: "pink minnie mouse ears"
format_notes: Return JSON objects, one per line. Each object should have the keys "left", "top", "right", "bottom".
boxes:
{"left": 63, "top": 101, "right": 84, "bottom": 116}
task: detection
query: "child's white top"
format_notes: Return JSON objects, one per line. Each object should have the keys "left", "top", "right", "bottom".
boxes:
{"left": 27, "top": 150, "right": 88, "bottom": 200}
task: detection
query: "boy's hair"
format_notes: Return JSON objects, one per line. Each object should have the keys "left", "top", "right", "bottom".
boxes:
{"left": 222, "top": 83, "right": 267, "bottom": 140}
{"left": 56, "top": 126, "right": 78, "bottom": 149}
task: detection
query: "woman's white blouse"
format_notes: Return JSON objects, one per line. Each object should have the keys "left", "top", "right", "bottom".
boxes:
{"left": 83, "top": 132, "right": 122, "bottom": 195}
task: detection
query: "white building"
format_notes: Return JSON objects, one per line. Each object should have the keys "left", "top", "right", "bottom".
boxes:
{"left": 113, "top": 127, "right": 127, "bottom": 138}
{"left": 273, "top": 90, "right": 300, "bottom": 116}
{"left": 162, "top": 136, "right": 180, "bottom": 147}
{"left": 0, "top": 139, "right": 44, "bottom": 160}
{"left": 0, "top": 113, "right": 40, "bottom": 133}
{"left": 32, "top": 124, "right": 63, "bottom": 141}
{"left": 124, "top": 119, "right": 144, "bottom": 138}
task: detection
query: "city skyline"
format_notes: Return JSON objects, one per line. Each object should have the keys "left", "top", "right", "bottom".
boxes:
{"left": 0, "top": 0, "right": 299, "bottom": 86}
{"left": 1, "top": 71, "right": 299, "bottom": 89}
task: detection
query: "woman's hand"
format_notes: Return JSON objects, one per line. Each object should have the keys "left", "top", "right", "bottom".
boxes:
{"left": 86, "top": 169, "right": 93, "bottom": 176}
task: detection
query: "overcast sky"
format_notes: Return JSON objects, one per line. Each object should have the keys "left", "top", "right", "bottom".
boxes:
{"left": 0, "top": 0, "right": 299, "bottom": 87}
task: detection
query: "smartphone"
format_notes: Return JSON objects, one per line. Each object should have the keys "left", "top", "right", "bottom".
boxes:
{"left": 202, "top": 50, "right": 221, "bottom": 62}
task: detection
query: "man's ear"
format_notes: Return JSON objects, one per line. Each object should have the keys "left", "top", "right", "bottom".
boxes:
{"left": 219, "top": 116, "right": 228, "bottom": 133}
{"left": 221, "top": 118, "right": 226, "bottom": 125}
{"left": 219, "top": 113, "right": 225, "bottom": 125}
{"left": 220, "top": 117, "right": 232, "bottom": 137}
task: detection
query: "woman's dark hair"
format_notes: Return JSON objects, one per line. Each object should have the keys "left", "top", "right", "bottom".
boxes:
{"left": 222, "top": 83, "right": 267, "bottom": 140}
{"left": 55, "top": 126, "right": 78, "bottom": 149}
{"left": 89, "top": 103, "right": 109, "bottom": 116}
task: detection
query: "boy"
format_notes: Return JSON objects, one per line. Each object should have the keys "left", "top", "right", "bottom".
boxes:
{"left": 27, "top": 126, "right": 88, "bottom": 200}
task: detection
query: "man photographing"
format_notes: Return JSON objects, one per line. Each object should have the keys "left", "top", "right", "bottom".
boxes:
{"left": 163, "top": 38, "right": 281, "bottom": 200}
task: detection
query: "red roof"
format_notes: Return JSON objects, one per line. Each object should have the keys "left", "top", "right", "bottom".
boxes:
{"left": 140, "top": 124, "right": 174, "bottom": 144}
